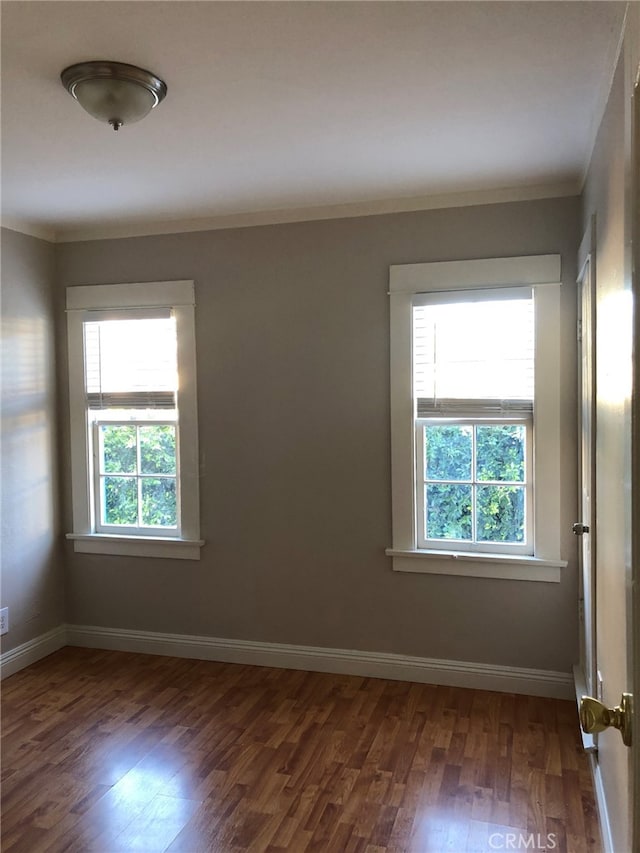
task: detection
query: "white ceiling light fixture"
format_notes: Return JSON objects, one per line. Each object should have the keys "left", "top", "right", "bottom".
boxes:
{"left": 61, "top": 60, "right": 167, "bottom": 131}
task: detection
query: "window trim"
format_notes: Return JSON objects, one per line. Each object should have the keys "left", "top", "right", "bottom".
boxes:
{"left": 387, "top": 255, "right": 567, "bottom": 583}
{"left": 66, "top": 280, "right": 203, "bottom": 560}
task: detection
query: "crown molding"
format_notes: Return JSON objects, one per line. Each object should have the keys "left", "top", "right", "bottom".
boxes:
{"left": 3, "top": 180, "right": 580, "bottom": 245}
{"left": 55, "top": 181, "right": 580, "bottom": 242}
{"left": 1, "top": 218, "right": 56, "bottom": 243}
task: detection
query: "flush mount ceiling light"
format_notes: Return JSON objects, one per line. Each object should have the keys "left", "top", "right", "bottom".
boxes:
{"left": 61, "top": 60, "right": 167, "bottom": 131}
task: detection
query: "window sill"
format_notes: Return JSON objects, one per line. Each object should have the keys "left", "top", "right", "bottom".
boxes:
{"left": 385, "top": 548, "right": 566, "bottom": 583}
{"left": 66, "top": 533, "right": 204, "bottom": 560}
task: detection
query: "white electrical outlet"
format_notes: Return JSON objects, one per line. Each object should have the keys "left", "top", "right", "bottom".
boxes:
{"left": 0, "top": 607, "right": 8, "bottom": 635}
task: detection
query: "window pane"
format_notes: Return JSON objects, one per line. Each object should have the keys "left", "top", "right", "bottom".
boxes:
{"left": 141, "top": 478, "right": 177, "bottom": 527}
{"left": 426, "top": 484, "right": 472, "bottom": 540}
{"left": 476, "top": 485, "right": 525, "bottom": 543}
{"left": 102, "top": 476, "right": 137, "bottom": 525}
{"left": 425, "top": 425, "right": 472, "bottom": 480}
{"left": 101, "top": 425, "right": 137, "bottom": 474}
{"left": 476, "top": 425, "right": 525, "bottom": 482}
{"left": 140, "top": 425, "right": 176, "bottom": 474}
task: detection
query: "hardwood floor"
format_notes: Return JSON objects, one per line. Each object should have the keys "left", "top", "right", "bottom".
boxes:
{"left": 1, "top": 647, "right": 600, "bottom": 853}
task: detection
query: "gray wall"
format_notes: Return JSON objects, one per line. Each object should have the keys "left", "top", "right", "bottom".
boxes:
{"left": 55, "top": 196, "right": 581, "bottom": 672}
{"left": 1, "top": 228, "right": 65, "bottom": 652}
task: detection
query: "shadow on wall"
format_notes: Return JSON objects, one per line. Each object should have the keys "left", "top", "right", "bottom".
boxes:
{"left": 1, "top": 313, "right": 60, "bottom": 644}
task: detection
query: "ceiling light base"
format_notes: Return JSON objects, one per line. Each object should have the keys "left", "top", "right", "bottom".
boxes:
{"left": 61, "top": 60, "right": 167, "bottom": 130}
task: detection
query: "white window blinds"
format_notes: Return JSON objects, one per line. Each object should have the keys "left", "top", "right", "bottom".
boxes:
{"left": 413, "top": 288, "right": 534, "bottom": 418}
{"left": 83, "top": 311, "right": 178, "bottom": 410}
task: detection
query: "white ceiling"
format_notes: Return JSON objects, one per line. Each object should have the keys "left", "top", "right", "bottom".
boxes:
{"left": 0, "top": 1, "right": 626, "bottom": 241}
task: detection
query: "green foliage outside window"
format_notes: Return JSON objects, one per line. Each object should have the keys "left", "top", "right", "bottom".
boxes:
{"left": 426, "top": 482, "right": 472, "bottom": 540}
{"left": 100, "top": 424, "right": 177, "bottom": 528}
{"left": 425, "top": 424, "right": 525, "bottom": 543}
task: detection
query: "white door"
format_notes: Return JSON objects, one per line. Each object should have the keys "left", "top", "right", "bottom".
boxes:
{"left": 579, "top": 21, "right": 639, "bottom": 852}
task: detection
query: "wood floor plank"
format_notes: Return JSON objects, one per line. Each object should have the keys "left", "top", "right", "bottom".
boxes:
{"left": 1, "top": 647, "right": 601, "bottom": 852}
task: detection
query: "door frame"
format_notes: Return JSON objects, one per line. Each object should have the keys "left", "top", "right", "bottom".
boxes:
{"left": 576, "top": 216, "right": 598, "bottom": 717}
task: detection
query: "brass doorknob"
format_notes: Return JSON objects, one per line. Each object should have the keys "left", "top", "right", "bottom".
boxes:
{"left": 579, "top": 693, "right": 633, "bottom": 747}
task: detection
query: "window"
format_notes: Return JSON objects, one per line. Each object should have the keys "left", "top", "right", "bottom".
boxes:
{"left": 415, "top": 289, "right": 534, "bottom": 554}
{"left": 66, "top": 281, "right": 202, "bottom": 559}
{"left": 387, "top": 255, "right": 567, "bottom": 582}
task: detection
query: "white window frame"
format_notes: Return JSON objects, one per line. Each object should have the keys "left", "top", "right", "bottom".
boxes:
{"left": 386, "top": 255, "right": 567, "bottom": 582}
{"left": 66, "top": 280, "right": 203, "bottom": 560}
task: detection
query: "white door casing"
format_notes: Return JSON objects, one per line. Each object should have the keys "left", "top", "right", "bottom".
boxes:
{"left": 577, "top": 217, "right": 598, "bottom": 713}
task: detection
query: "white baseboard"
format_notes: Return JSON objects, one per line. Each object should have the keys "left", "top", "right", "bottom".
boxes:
{"left": 0, "top": 623, "right": 574, "bottom": 699}
{"left": 66, "top": 624, "right": 573, "bottom": 699}
{"left": 589, "top": 753, "right": 614, "bottom": 853}
{"left": 0, "top": 625, "right": 67, "bottom": 679}
{"left": 573, "top": 666, "right": 611, "bottom": 850}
